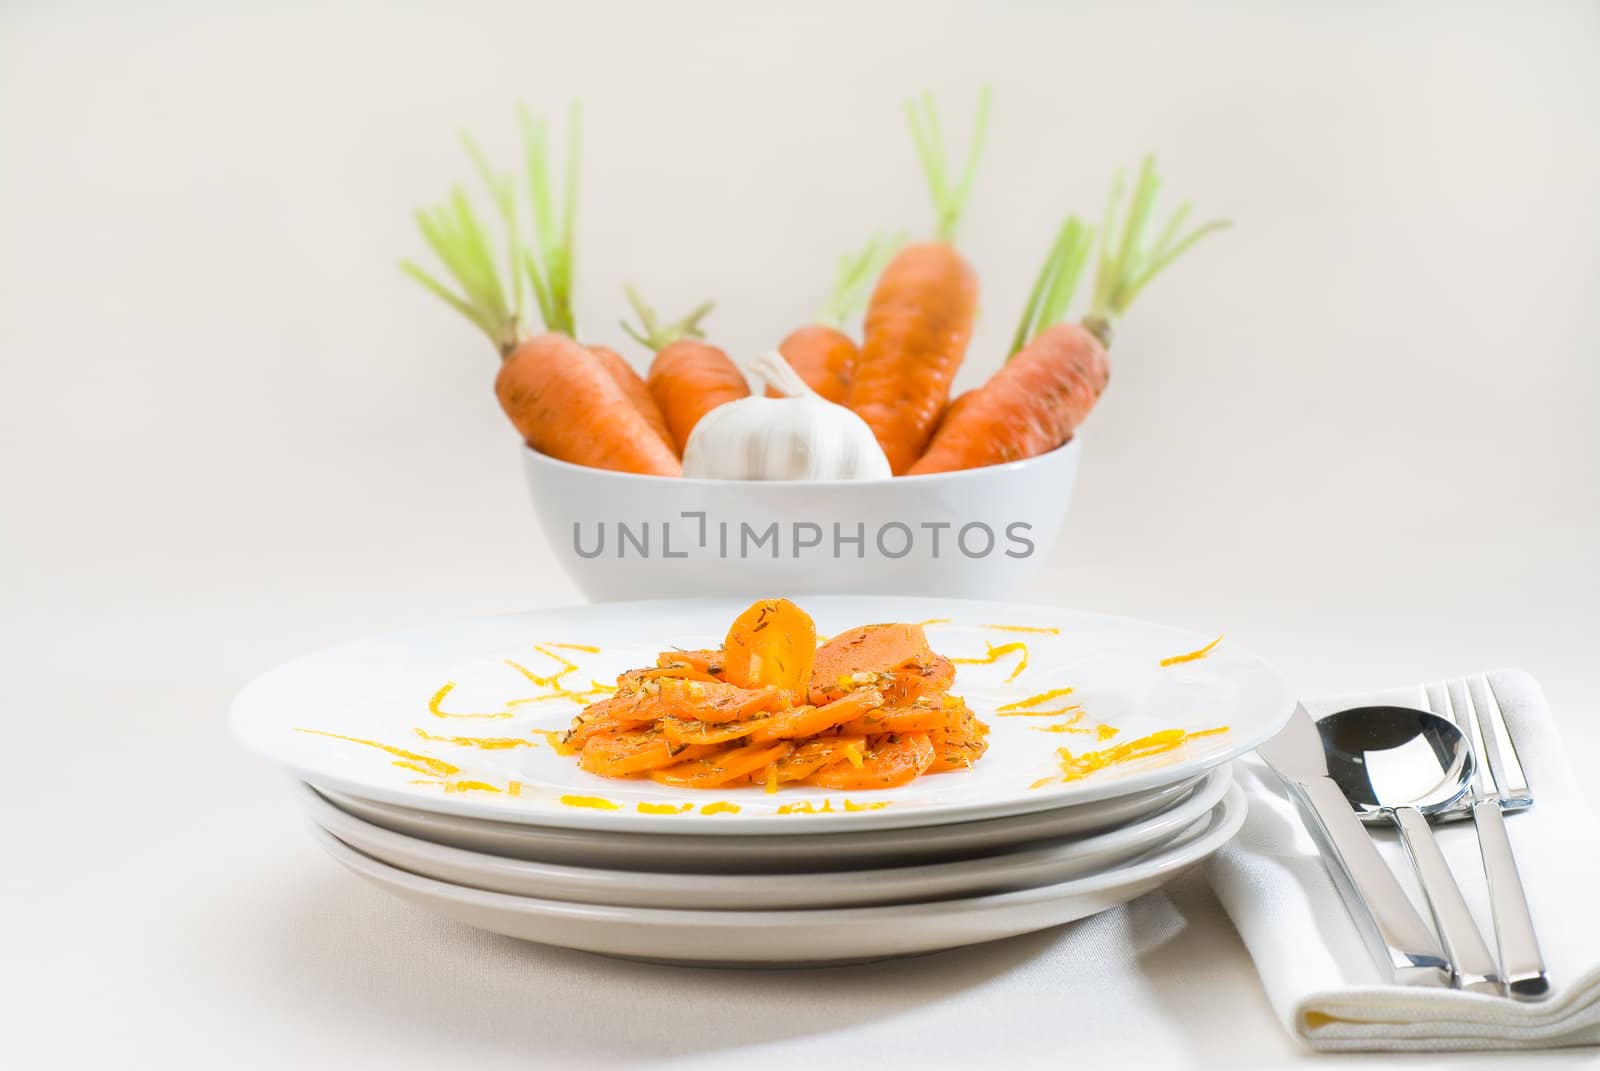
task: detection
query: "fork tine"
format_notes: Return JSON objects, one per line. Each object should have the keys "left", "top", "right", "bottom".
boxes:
{"left": 1472, "top": 676, "right": 1532, "bottom": 807}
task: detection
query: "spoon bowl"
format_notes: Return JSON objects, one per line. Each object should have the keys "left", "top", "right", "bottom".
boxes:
{"left": 1317, "top": 706, "right": 1475, "bottom": 822}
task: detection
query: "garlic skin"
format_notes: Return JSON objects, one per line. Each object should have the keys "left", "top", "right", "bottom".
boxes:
{"left": 681, "top": 350, "right": 892, "bottom": 481}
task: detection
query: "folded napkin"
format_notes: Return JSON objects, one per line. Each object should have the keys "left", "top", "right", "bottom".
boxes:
{"left": 1208, "top": 669, "right": 1600, "bottom": 1052}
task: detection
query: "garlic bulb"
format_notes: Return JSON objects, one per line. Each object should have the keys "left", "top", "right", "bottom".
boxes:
{"left": 681, "top": 350, "right": 891, "bottom": 480}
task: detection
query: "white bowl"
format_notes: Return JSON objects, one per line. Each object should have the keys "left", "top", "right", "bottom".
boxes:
{"left": 520, "top": 439, "right": 1082, "bottom": 600}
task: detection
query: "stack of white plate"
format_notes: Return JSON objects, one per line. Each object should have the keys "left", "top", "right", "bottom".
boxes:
{"left": 232, "top": 597, "right": 1294, "bottom": 966}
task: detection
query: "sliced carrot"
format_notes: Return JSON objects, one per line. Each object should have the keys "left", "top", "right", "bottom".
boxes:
{"left": 657, "top": 649, "right": 725, "bottom": 676}
{"left": 806, "top": 733, "right": 936, "bottom": 789}
{"left": 808, "top": 624, "right": 932, "bottom": 702}
{"left": 839, "top": 704, "right": 963, "bottom": 735}
{"left": 579, "top": 730, "right": 679, "bottom": 777}
{"left": 928, "top": 711, "right": 991, "bottom": 773}
{"left": 747, "top": 688, "right": 883, "bottom": 744}
{"left": 769, "top": 735, "right": 869, "bottom": 783}
{"left": 722, "top": 598, "right": 816, "bottom": 701}
{"left": 650, "top": 741, "right": 794, "bottom": 788}
{"left": 660, "top": 717, "right": 767, "bottom": 747}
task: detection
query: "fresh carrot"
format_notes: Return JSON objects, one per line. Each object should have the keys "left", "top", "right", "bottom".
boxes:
{"left": 590, "top": 344, "right": 675, "bottom": 453}
{"left": 494, "top": 334, "right": 683, "bottom": 474}
{"left": 910, "top": 156, "right": 1227, "bottom": 474}
{"left": 773, "top": 234, "right": 901, "bottom": 403}
{"left": 402, "top": 105, "right": 682, "bottom": 475}
{"left": 620, "top": 288, "right": 749, "bottom": 448}
{"left": 846, "top": 90, "right": 989, "bottom": 474}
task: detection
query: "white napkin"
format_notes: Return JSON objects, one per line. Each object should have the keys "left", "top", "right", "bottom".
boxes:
{"left": 1207, "top": 669, "right": 1600, "bottom": 1052}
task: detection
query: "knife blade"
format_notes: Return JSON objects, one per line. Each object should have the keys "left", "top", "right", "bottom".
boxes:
{"left": 1257, "top": 705, "right": 1452, "bottom": 987}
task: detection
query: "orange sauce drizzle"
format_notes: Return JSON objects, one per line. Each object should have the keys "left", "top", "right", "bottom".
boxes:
{"left": 983, "top": 623, "right": 1060, "bottom": 635}
{"left": 545, "top": 642, "right": 601, "bottom": 654}
{"left": 407, "top": 778, "right": 508, "bottom": 795}
{"left": 428, "top": 682, "right": 514, "bottom": 720}
{"left": 528, "top": 729, "right": 577, "bottom": 755}
{"left": 914, "top": 617, "right": 951, "bottom": 628}
{"left": 295, "top": 728, "right": 460, "bottom": 777}
{"left": 413, "top": 728, "right": 533, "bottom": 750}
{"left": 560, "top": 794, "right": 619, "bottom": 810}
{"left": 637, "top": 802, "right": 693, "bottom": 815}
{"left": 952, "top": 641, "right": 1029, "bottom": 683}
{"left": 997, "top": 686, "right": 1074, "bottom": 712}
{"left": 844, "top": 799, "right": 891, "bottom": 812}
{"left": 1030, "top": 713, "right": 1091, "bottom": 734}
{"left": 1160, "top": 635, "right": 1224, "bottom": 667}
{"left": 1030, "top": 726, "right": 1230, "bottom": 788}
{"left": 700, "top": 801, "right": 740, "bottom": 815}
{"left": 778, "top": 799, "right": 835, "bottom": 815}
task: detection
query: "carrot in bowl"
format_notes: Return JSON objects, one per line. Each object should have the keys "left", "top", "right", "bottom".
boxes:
{"left": 846, "top": 89, "right": 989, "bottom": 474}
{"left": 622, "top": 287, "right": 750, "bottom": 448}
{"left": 773, "top": 233, "right": 901, "bottom": 404}
{"left": 401, "top": 104, "right": 681, "bottom": 475}
{"left": 910, "top": 156, "right": 1227, "bottom": 474}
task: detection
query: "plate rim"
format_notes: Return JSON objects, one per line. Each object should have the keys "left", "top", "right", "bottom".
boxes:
{"left": 232, "top": 596, "right": 1294, "bottom": 834}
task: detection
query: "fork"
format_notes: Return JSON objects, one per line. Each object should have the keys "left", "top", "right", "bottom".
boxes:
{"left": 1426, "top": 676, "right": 1551, "bottom": 1000}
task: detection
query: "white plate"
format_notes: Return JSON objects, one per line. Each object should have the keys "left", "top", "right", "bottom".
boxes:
{"left": 303, "top": 767, "right": 1232, "bottom": 909}
{"left": 312, "top": 782, "right": 1247, "bottom": 965}
{"left": 233, "top": 596, "right": 1293, "bottom": 833}
{"left": 313, "top": 770, "right": 1215, "bottom": 872}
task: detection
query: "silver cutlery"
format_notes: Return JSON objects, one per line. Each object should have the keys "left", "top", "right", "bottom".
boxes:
{"left": 1430, "top": 677, "right": 1551, "bottom": 1000}
{"left": 1317, "top": 706, "right": 1503, "bottom": 995}
{"left": 1258, "top": 706, "right": 1452, "bottom": 987}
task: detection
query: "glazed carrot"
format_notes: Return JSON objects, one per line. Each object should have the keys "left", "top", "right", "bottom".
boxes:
{"left": 806, "top": 733, "right": 937, "bottom": 790}
{"left": 927, "top": 711, "right": 990, "bottom": 773}
{"left": 567, "top": 599, "right": 985, "bottom": 789}
{"left": 808, "top": 623, "right": 932, "bottom": 703}
{"left": 494, "top": 334, "right": 683, "bottom": 475}
{"left": 772, "top": 234, "right": 901, "bottom": 403}
{"left": 911, "top": 158, "right": 1227, "bottom": 474}
{"left": 846, "top": 90, "right": 989, "bottom": 473}
{"left": 747, "top": 688, "right": 885, "bottom": 745}
{"left": 721, "top": 598, "right": 816, "bottom": 700}
{"left": 651, "top": 741, "right": 794, "bottom": 788}
{"left": 402, "top": 106, "right": 682, "bottom": 475}
{"left": 580, "top": 729, "right": 680, "bottom": 777}
{"left": 590, "top": 344, "right": 676, "bottom": 453}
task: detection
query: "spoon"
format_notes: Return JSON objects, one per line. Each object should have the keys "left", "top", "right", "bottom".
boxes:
{"left": 1317, "top": 706, "right": 1504, "bottom": 996}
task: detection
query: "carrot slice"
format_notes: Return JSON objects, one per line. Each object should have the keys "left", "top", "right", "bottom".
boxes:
{"left": 747, "top": 688, "right": 884, "bottom": 745}
{"left": 579, "top": 730, "right": 679, "bottom": 777}
{"left": 808, "top": 624, "right": 932, "bottom": 701}
{"left": 650, "top": 741, "right": 794, "bottom": 788}
{"left": 928, "top": 711, "right": 991, "bottom": 773}
{"left": 769, "top": 735, "right": 868, "bottom": 783}
{"left": 660, "top": 717, "right": 767, "bottom": 747}
{"left": 839, "top": 704, "right": 963, "bottom": 735}
{"left": 806, "top": 733, "right": 937, "bottom": 789}
{"left": 657, "top": 648, "right": 725, "bottom": 677}
{"left": 721, "top": 598, "right": 816, "bottom": 700}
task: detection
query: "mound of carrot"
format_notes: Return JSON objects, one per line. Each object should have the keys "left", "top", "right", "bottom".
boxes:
{"left": 404, "top": 93, "right": 1227, "bottom": 480}
{"left": 566, "top": 599, "right": 989, "bottom": 790}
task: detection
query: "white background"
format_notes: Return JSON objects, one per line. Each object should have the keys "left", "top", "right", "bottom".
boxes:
{"left": 3, "top": 1, "right": 1597, "bottom": 1068}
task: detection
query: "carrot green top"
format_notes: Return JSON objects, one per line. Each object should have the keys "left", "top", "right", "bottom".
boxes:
{"left": 1010, "top": 155, "right": 1229, "bottom": 355}
{"left": 904, "top": 87, "right": 991, "bottom": 244}
{"left": 618, "top": 287, "right": 715, "bottom": 352}
{"left": 816, "top": 231, "right": 904, "bottom": 328}
{"left": 401, "top": 102, "right": 582, "bottom": 358}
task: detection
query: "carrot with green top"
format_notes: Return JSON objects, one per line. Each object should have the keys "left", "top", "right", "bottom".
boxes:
{"left": 910, "top": 156, "right": 1227, "bottom": 474}
{"left": 401, "top": 105, "right": 680, "bottom": 475}
{"left": 846, "top": 88, "right": 989, "bottom": 474}
{"left": 623, "top": 288, "right": 749, "bottom": 449}
{"left": 773, "top": 233, "right": 901, "bottom": 404}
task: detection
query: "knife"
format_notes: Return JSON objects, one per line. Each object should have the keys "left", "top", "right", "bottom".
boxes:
{"left": 1257, "top": 705, "right": 1453, "bottom": 987}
